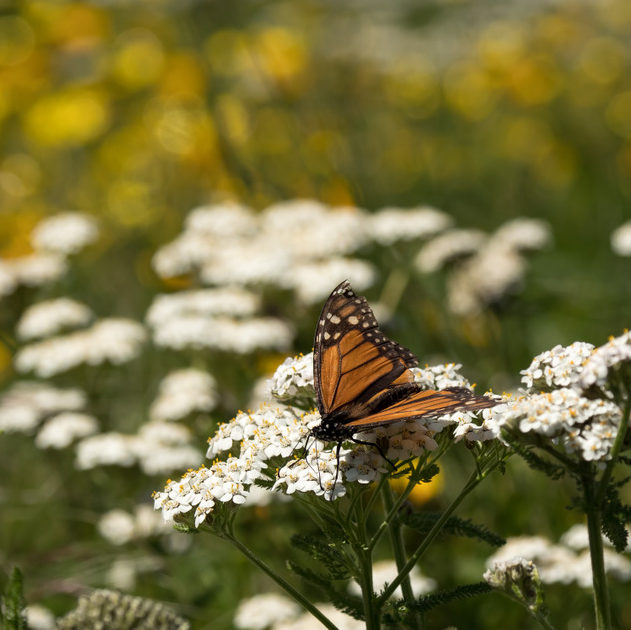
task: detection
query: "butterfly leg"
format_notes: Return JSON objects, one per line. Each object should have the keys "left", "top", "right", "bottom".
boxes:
{"left": 350, "top": 436, "right": 397, "bottom": 470}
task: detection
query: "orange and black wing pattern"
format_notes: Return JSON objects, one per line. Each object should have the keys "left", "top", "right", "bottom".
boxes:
{"left": 312, "top": 281, "right": 496, "bottom": 442}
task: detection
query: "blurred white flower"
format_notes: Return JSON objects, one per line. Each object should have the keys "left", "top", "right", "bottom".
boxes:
{"left": 486, "top": 535, "right": 631, "bottom": 587}
{"left": 233, "top": 593, "right": 300, "bottom": 630}
{"left": 105, "top": 559, "right": 137, "bottom": 591}
{"left": 35, "top": 412, "right": 98, "bottom": 449}
{"left": 98, "top": 509, "right": 136, "bottom": 545}
{"left": 368, "top": 206, "right": 452, "bottom": 245}
{"left": 415, "top": 229, "right": 486, "bottom": 273}
{"left": 152, "top": 315, "right": 292, "bottom": 354}
{"left": 31, "top": 212, "right": 98, "bottom": 254}
{"left": 25, "top": 605, "right": 56, "bottom": 630}
{"left": 273, "top": 604, "right": 364, "bottom": 630}
{"left": 0, "top": 260, "right": 17, "bottom": 297}
{"left": 493, "top": 217, "right": 551, "bottom": 252}
{"left": 76, "top": 432, "right": 138, "bottom": 469}
{"left": 4, "top": 253, "right": 67, "bottom": 287}
{"left": 17, "top": 298, "right": 93, "bottom": 340}
{"left": 611, "top": 221, "right": 631, "bottom": 256}
{"left": 146, "top": 288, "right": 261, "bottom": 327}
{"left": 150, "top": 369, "right": 219, "bottom": 422}
{"left": 185, "top": 202, "right": 257, "bottom": 237}
{"left": 348, "top": 560, "right": 436, "bottom": 598}
{"left": 0, "top": 382, "right": 86, "bottom": 434}
{"left": 15, "top": 318, "right": 146, "bottom": 377}
{"left": 447, "top": 243, "right": 525, "bottom": 316}
{"left": 286, "top": 257, "right": 376, "bottom": 305}
{"left": 520, "top": 342, "right": 595, "bottom": 391}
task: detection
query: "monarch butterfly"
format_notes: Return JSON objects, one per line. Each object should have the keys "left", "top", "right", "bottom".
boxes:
{"left": 310, "top": 281, "right": 497, "bottom": 456}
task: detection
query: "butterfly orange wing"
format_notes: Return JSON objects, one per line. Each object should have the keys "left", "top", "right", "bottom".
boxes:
{"left": 313, "top": 281, "right": 496, "bottom": 437}
{"left": 313, "top": 281, "right": 417, "bottom": 418}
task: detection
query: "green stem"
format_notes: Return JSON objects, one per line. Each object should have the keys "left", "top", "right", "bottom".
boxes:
{"left": 355, "top": 498, "right": 379, "bottom": 630}
{"left": 377, "top": 468, "right": 482, "bottom": 606}
{"left": 380, "top": 482, "right": 423, "bottom": 629}
{"left": 497, "top": 593, "right": 557, "bottom": 630}
{"left": 224, "top": 532, "right": 339, "bottom": 630}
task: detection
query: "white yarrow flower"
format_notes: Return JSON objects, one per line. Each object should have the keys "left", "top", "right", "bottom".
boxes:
{"left": 17, "top": 298, "right": 93, "bottom": 340}
{"left": 35, "top": 412, "right": 98, "bottom": 449}
{"left": 611, "top": 221, "right": 631, "bottom": 256}
{"left": 31, "top": 212, "right": 98, "bottom": 254}
{"left": 269, "top": 353, "right": 315, "bottom": 404}
{"left": 580, "top": 330, "right": 631, "bottom": 389}
{"left": 150, "top": 369, "right": 219, "bottom": 422}
{"left": 368, "top": 206, "right": 452, "bottom": 245}
{"left": 233, "top": 593, "right": 300, "bottom": 630}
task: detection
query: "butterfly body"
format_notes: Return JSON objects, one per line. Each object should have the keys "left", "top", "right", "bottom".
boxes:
{"left": 311, "top": 281, "right": 496, "bottom": 447}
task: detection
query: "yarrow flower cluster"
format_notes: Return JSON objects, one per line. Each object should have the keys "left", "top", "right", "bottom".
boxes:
{"left": 15, "top": 318, "right": 146, "bottom": 377}
{"left": 269, "top": 353, "right": 315, "bottom": 404}
{"left": 98, "top": 505, "right": 172, "bottom": 546}
{"left": 487, "top": 332, "right": 631, "bottom": 462}
{"left": 30, "top": 212, "right": 99, "bottom": 255}
{"left": 417, "top": 217, "right": 551, "bottom": 316}
{"left": 521, "top": 342, "right": 595, "bottom": 391}
{"left": 580, "top": 330, "right": 631, "bottom": 389}
{"left": 485, "top": 533, "right": 631, "bottom": 588}
{"left": 488, "top": 389, "right": 621, "bottom": 461}
{"left": 35, "top": 412, "right": 99, "bottom": 449}
{"left": 611, "top": 220, "right": 631, "bottom": 256}
{"left": 16, "top": 298, "right": 93, "bottom": 341}
{"left": 76, "top": 421, "right": 202, "bottom": 474}
{"left": 0, "top": 381, "right": 86, "bottom": 434}
{"left": 150, "top": 369, "right": 219, "bottom": 422}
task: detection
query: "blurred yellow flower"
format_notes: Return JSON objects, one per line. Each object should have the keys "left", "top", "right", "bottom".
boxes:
{"left": 605, "top": 91, "right": 631, "bottom": 139}
{"left": 23, "top": 88, "right": 109, "bottom": 147}
{"left": 159, "top": 53, "right": 206, "bottom": 101}
{"left": 578, "top": 37, "right": 626, "bottom": 85}
{"left": 0, "top": 16, "right": 35, "bottom": 66}
{"left": 390, "top": 466, "right": 444, "bottom": 506}
{"left": 477, "top": 21, "right": 525, "bottom": 73}
{"left": 444, "top": 63, "right": 497, "bottom": 120}
{"left": 254, "top": 27, "right": 307, "bottom": 85}
{"left": 215, "top": 94, "right": 251, "bottom": 146}
{"left": 504, "top": 55, "right": 561, "bottom": 107}
{"left": 111, "top": 28, "right": 164, "bottom": 90}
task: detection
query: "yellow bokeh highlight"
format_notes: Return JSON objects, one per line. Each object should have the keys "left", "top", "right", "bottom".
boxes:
{"left": 477, "top": 21, "right": 526, "bottom": 73}
{"left": 578, "top": 37, "right": 626, "bottom": 85}
{"left": 204, "top": 29, "right": 253, "bottom": 77}
{"left": 159, "top": 53, "right": 206, "bottom": 101}
{"left": 111, "top": 29, "right": 165, "bottom": 89}
{"left": 444, "top": 63, "right": 497, "bottom": 120}
{"left": 504, "top": 55, "right": 561, "bottom": 106}
{"left": 0, "top": 153, "right": 41, "bottom": 199}
{"left": 106, "top": 178, "right": 154, "bottom": 227}
{"left": 253, "top": 27, "right": 307, "bottom": 84}
{"left": 0, "top": 16, "right": 35, "bottom": 66}
{"left": 390, "top": 466, "right": 445, "bottom": 507}
{"left": 385, "top": 61, "right": 440, "bottom": 118}
{"left": 24, "top": 88, "right": 110, "bottom": 147}
{"left": 605, "top": 91, "right": 631, "bottom": 139}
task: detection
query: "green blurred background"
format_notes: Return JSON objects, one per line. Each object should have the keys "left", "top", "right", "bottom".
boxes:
{"left": 1, "top": 0, "right": 631, "bottom": 628}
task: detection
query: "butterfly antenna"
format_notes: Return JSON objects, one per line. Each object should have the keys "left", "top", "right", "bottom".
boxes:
{"left": 350, "top": 436, "right": 397, "bottom": 471}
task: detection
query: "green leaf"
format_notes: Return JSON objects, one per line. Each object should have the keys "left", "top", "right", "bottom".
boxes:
{"left": 290, "top": 534, "right": 351, "bottom": 579}
{"left": 402, "top": 511, "right": 505, "bottom": 547}
{"left": 1, "top": 567, "right": 27, "bottom": 630}
{"left": 391, "top": 581, "right": 492, "bottom": 616}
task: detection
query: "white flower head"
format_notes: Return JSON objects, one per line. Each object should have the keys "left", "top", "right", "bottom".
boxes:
{"left": 25, "top": 605, "right": 56, "bottom": 630}
{"left": 269, "top": 353, "right": 315, "bottom": 404}
{"left": 349, "top": 560, "right": 436, "bottom": 599}
{"left": 31, "top": 212, "right": 98, "bottom": 254}
{"left": 75, "top": 432, "right": 138, "bottom": 469}
{"left": 150, "top": 369, "right": 219, "bottom": 422}
{"left": 285, "top": 257, "right": 376, "bottom": 305}
{"left": 415, "top": 229, "right": 486, "bottom": 273}
{"left": 493, "top": 217, "right": 551, "bottom": 252}
{"left": 4, "top": 253, "right": 67, "bottom": 288}
{"left": 0, "top": 382, "right": 86, "bottom": 434}
{"left": 15, "top": 318, "right": 146, "bottom": 377}
{"left": 17, "top": 298, "right": 93, "bottom": 340}
{"left": 368, "top": 206, "right": 452, "bottom": 246}
{"left": 611, "top": 221, "right": 631, "bottom": 256}
{"left": 233, "top": 592, "right": 300, "bottom": 630}
{"left": 98, "top": 509, "right": 136, "bottom": 546}
{"left": 520, "top": 342, "right": 595, "bottom": 392}
{"left": 35, "top": 412, "right": 98, "bottom": 449}
{"left": 486, "top": 389, "right": 621, "bottom": 460}
{"left": 411, "top": 363, "right": 472, "bottom": 390}
{"left": 580, "top": 330, "right": 631, "bottom": 389}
